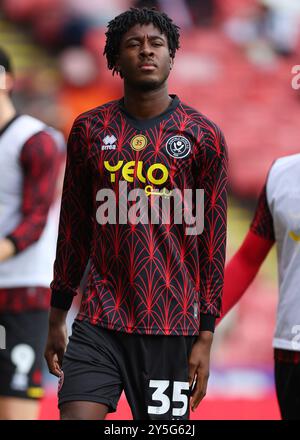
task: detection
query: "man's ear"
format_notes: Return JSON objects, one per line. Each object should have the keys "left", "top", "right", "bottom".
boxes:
{"left": 169, "top": 57, "right": 174, "bottom": 70}
{"left": 4, "top": 72, "right": 14, "bottom": 93}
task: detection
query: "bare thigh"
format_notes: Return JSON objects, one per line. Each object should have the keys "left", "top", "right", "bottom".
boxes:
{"left": 60, "top": 401, "right": 109, "bottom": 420}
{"left": 0, "top": 396, "right": 39, "bottom": 420}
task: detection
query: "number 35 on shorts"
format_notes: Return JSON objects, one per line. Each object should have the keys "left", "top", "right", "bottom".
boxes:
{"left": 148, "top": 380, "right": 190, "bottom": 417}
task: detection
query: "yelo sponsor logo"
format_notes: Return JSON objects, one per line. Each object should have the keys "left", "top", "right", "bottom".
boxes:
{"left": 130, "top": 135, "right": 148, "bottom": 151}
{"left": 104, "top": 160, "right": 168, "bottom": 185}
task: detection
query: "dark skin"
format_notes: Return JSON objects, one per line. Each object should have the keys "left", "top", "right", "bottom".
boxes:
{"left": 115, "top": 23, "right": 174, "bottom": 119}
{"left": 44, "top": 22, "right": 213, "bottom": 419}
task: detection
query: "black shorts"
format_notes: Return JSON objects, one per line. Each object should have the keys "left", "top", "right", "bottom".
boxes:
{"left": 275, "top": 359, "right": 300, "bottom": 420}
{"left": 0, "top": 310, "right": 48, "bottom": 400}
{"left": 58, "top": 320, "right": 197, "bottom": 420}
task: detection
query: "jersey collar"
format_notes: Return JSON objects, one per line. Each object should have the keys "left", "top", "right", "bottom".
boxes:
{"left": 118, "top": 94, "right": 180, "bottom": 130}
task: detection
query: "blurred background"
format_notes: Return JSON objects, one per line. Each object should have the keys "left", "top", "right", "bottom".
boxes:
{"left": 1, "top": 0, "right": 300, "bottom": 419}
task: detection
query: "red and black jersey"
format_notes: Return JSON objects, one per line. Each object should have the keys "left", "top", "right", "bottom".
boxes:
{"left": 0, "top": 120, "right": 62, "bottom": 313}
{"left": 250, "top": 184, "right": 275, "bottom": 242}
{"left": 6, "top": 130, "right": 62, "bottom": 253}
{"left": 51, "top": 95, "right": 228, "bottom": 335}
{"left": 0, "top": 287, "right": 51, "bottom": 313}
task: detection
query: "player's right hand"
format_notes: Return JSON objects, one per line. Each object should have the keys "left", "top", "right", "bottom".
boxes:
{"left": 44, "top": 322, "right": 68, "bottom": 377}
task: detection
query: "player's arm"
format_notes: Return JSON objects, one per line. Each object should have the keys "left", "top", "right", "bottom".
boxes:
{"left": 45, "top": 116, "right": 93, "bottom": 376}
{"left": 0, "top": 131, "right": 61, "bottom": 262}
{"left": 217, "top": 184, "right": 275, "bottom": 322}
{"left": 189, "top": 124, "right": 228, "bottom": 411}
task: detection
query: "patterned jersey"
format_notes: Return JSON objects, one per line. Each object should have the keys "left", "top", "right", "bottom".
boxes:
{"left": 51, "top": 95, "right": 228, "bottom": 336}
{"left": 0, "top": 118, "right": 62, "bottom": 313}
{"left": 250, "top": 184, "right": 275, "bottom": 242}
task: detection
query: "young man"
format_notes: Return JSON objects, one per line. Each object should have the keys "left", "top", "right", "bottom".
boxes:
{"left": 220, "top": 153, "right": 300, "bottom": 420}
{"left": 45, "top": 8, "right": 228, "bottom": 420}
{"left": 0, "top": 48, "right": 63, "bottom": 419}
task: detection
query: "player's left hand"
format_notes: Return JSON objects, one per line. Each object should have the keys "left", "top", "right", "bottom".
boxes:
{"left": 188, "top": 331, "right": 213, "bottom": 411}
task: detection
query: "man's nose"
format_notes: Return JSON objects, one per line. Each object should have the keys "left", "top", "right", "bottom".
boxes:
{"left": 139, "top": 42, "right": 154, "bottom": 57}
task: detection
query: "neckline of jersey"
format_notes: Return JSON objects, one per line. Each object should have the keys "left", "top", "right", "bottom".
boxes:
{"left": 0, "top": 114, "right": 20, "bottom": 138}
{"left": 117, "top": 94, "right": 180, "bottom": 130}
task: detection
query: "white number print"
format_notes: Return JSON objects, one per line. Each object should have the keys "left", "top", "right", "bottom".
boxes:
{"left": 291, "top": 65, "right": 300, "bottom": 90}
{"left": 148, "top": 380, "right": 189, "bottom": 417}
{"left": 148, "top": 380, "right": 170, "bottom": 415}
{"left": 291, "top": 325, "right": 300, "bottom": 350}
{"left": 172, "top": 381, "right": 190, "bottom": 417}
{"left": 10, "top": 344, "right": 35, "bottom": 391}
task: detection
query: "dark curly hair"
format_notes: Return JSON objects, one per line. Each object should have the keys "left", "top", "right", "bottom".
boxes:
{"left": 0, "top": 47, "right": 13, "bottom": 74}
{"left": 104, "top": 7, "right": 180, "bottom": 76}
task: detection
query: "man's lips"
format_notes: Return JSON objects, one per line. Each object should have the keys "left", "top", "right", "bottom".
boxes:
{"left": 139, "top": 63, "right": 157, "bottom": 71}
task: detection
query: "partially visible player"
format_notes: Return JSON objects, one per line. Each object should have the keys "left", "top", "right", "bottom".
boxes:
{"left": 0, "top": 47, "right": 64, "bottom": 419}
{"left": 220, "top": 153, "right": 300, "bottom": 420}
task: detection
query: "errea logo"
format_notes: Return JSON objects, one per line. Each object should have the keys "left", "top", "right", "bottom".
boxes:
{"left": 102, "top": 135, "right": 117, "bottom": 151}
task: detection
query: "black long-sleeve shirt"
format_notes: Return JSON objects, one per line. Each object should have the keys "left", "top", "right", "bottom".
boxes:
{"left": 51, "top": 96, "right": 228, "bottom": 335}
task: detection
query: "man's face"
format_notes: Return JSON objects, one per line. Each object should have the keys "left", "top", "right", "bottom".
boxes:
{"left": 116, "top": 23, "right": 174, "bottom": 91}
